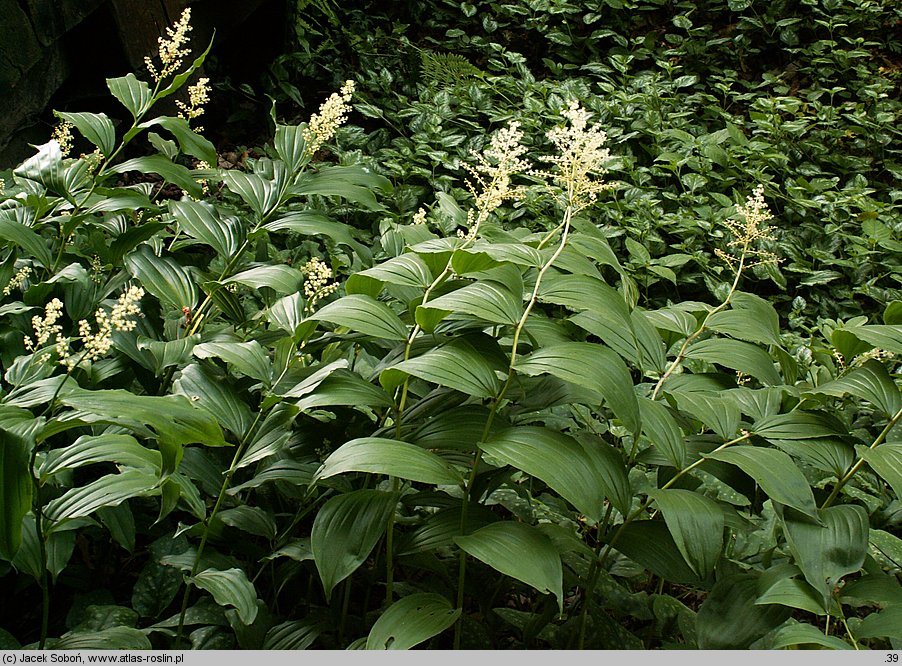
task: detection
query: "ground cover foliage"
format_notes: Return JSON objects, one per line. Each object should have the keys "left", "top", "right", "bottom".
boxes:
{"left": 1, "top": 0, "right": 901, "bottom": 650}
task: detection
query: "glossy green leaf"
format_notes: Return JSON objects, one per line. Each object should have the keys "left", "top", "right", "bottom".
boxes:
{"left": 193, "top": 340, "right": 272, "bottom": 385}
{"left": 0, "top": 218, "right": 52, "bottom": 267}
{"left": 314, "top": 437, "right": 463, "bottom": 485}
{"left": 226, "top": 265, "right": 303, "bottom": 295}
{"left": 140, "top": 116, "right": 216, "bottom": 164}
{"left": 106, "top": 73, "right": 152, "bottom": 119}
{"left": 857, "top": 443, "right": 902, "bottom": 503}
{"left": 218, "top": 506, "right": 277, "bottom": 540}
{"left": 40, "top": 434, "right": 160, "bottom": 479}
{"left": 649, "top": 489, "right": 723, "bottom": 578}
{"left": 570, "top": 308, "right": 666, "bottom": 373}
{"left": 169, "top": 199, "right": 243, "bottom": 258}
{"left": 685, "top": 338, "right": 782, "bottom": 385}
{"left": 611, "top": 520, "right": 700, "bottom": 584}
{"left": 221, "top": 170, "right": 279, "bottom": 219}
{"left": 455, "top": 522, "right": 563, "bottom": 611}
{"left": 43, "top": 469, "right": 161, "bottom": 527}
{"left": 236, "top": 404, "right": 300, "bottom": 470}
{"left": 125, "top": 245, "right": 197, "bottom": 311}
{"left": 481, "top": 426, "right": 626, "bottom": 521}
{"left": 263, "top": 620, "right": 323, "bottom": 650}
{"left": 263, "top": 212, "right": 368, "bottom": 258}
{"left": 347, "top": 253, "right": 433, "bottom": 296}
{"left": 755, "top": 577, "right": 829, "bottom": 615}
{"left": 705, "top": 447, "right": 819, "bottom": 520}
{"left": 0, "top": 428, "right": 33, "bottom": 560}
{"left": 707, "top": 291, "right": 781, "bottom": 346}
{"left": 55, "top": 111, "right": 115, "bottom": 156}
{"left": 810, "top": 360, "right": 902, "bottom": 417}
{"left": 292, "top": 164, "right": 391, "bottom": 211}
{"left": 639, "top": 397, "right": 686, "bottom": 469}
{"left": 382, "top": 336, "right": 503, "bottom": 398}
{"left": 366, "top": 593, "right": 460, "bottom": 650}
{"left": 843, "top": 325, "right": 902, "bottom": 355}
{"left": 752, "top": 410, "right": 847, "bottom": 439}
{"left": 670, "top": 390, "right": 740, "bottom": 440}
{"left": 53, "top": 627, "right": 151, "bottom": 650}
{"left": 696, "top": 573, "right": 791, "bottom": 649}
{"left": 310, "top": 294, "right": 408, "bottom": 340}
{"left": 854, "top": 605, "right": 902, "bottom": 639}
{"left": 295, "top": 371, "right": 393, "bottom": 410}
{"left": 768, "top": 622, "right": 852, "bottom": 650}
{"left": 273, "top": 124, "right": 308, "bottom": 172}
{"left": 109, "top": 155, "right": 203, "bottom": 198}
{"left": 192, "top": 567, "right": 259, "bottom": 625}
{"left": 174, "top": 364, "right": 254, "bottom": 437}
{"left": 515, "top": 343, "right": 640, "bottom": 433}
{"left": 421, "top": 280, "right": 522, "bottom": 326}
{"left": 311, "top": 489, "right": 399, "bottom": 600}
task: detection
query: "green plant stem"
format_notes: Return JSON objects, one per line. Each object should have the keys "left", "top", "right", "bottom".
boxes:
{"left": 821, "top": 405, "right": 902, "bottom": 509}
{"left": 577, "top": 503, "right": 614, "bottom": 648}
{"left": 174, "top": 411, "right": 263, "bottom": 648}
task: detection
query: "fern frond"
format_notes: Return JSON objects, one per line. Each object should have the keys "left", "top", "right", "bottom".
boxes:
{"left": 420, "top": 51, "right": 485, "bottom": 88}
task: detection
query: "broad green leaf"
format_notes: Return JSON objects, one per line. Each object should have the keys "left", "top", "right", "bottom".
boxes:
{"left": 60, "top": 388, "right": 227, "bottom": 474}
{"left": 12, "top": 515, "right": 75, "bottom": 582}
{"left": 273, "top": 124, "right": 308, "bottom": 173}
{"left": 752, "top": 411, "right": 847, "bottom": 439}
{"left": 106, "top": 73, "right": 152, "bottom": 119}
{"left": 843, "top": 324, "right": 902, "bottom": 355}
{"left": 857, "top": 443, "right": 902, "bottom": 501}
{"left": 482, "top": 427, "right": 628, "bottom": 520}
{"left": 421, "top": 280, "right": 522, "bottom": 327}
{"left": 174, "top": 364, "right": 254, "bottom": 437}
{"left": 685, "top": 338, "right": 782, "bottom": 385}
{"left": 611, "top": 521, "right": 700, "bottom": 584}
{"left": 125, "top": 245, "right": 197, "bottom": 311}
{"left": 221, "top": 170, "right": 279, "bottom": 219}
{"left": 263, "top": 620, "right": 323, "bottom": 650}
{"left": 382, "top": 336, "right": 503, "bottom": 398}
{"left": 276, "top": 359, "right": 349, "bottom": 399}
{"left": 670, "top": 390, "right": 740, "bottom": 440}
{"left": 570, "top": 308, "right": 666, "bottom": 373}
{"left": 705, "top": 447, "right": 819, "bottom": 520}
{"left": 236, "top": 404, "right": 300, "bottom": 470}
{"left": 869, "top": 529, "right": 902, "bottom": 571}
{"left": 169, "top": 199, "right": 243, "bottom": 258}
{"left": 226, "top": 265, "right": 303, "bottom": 295}
{"left": 649, "top": 489, "right": 723, "bottom": 578}
{"left": 455, "top": 522, "right": 563, "bottom": 611}
{"left": 366, "top": 593, "right": 460, "bottom": 650}
{"left": 0, "top": 218, "right": 52, "bottom": 267}
{"left": 292, "top": 165, "right": 391, "bottom": 211}
{"left": 347, "top": 253, "right": 433, "bottom": 295}
{"left": 295, "top": 371, "right": 393, "bottom": 410}
{"left": 40, "top": 434, "right": 160, "bottom": 479}
{"left": 696, "top": 573, "right": 791, "bottom": 649}
{"left": 267, "top": 292, "right": 304, "bottom": 337}
{"left": 314, "top": 438, "right": 463, "bottom": 486}
{"left": 109, "top": 155, "right": 203, "bottom": 198}
{"left": 136, "top": 336, "right": 198, "bottom": 375}
{"left": 193, "top": 340, "right": 272, "bottom": 385}
{"left": 310, "top": 294, "right": 408, "bottom": 340}
{"left": 53, "top": 627, "right": 151, "bottom": 650}
{"left": 43, "top": 469, "right": 161, "bottom": 527}
{"left": 470, "top": 242, "right": 545, "bottom": 267}
{"left": 854, "top": 606, "right": 902, "bottom": 640}
{"left": 140, "top": 116, "right": 217, "bottom": 164}
{"left": 0, "top": 428, "right": 33, "bottom": 560}
{"left": 192, "top": 567, "right": 259, "bottom": 625}
{"left": 83, "top": 187, "right": 154, "bottom": 215}
{"left": 515, "top": 343, "right": 640, "bottom": 433}
{"left": 755, "top": 577, "right": 830, "bottom": 615}
{"left": 767, "top": 622, "right": 852, "bottom": 650}
{"left": 770, "top": 438, "right": 854, "bottom": 478}
{"left": 707, "top": 291, "right": 781, "bottom": 346}
{"left": 809, "top": 360, "right": 902, "bottom": 417}
{"left": 397, "top": 504, "right": 497, "bottom": 556}
{"left": 263, "top": 212, "right": 368, "bottom": 258}
{"left": 311, "top": 489, "right": 399, "bottom": 600}
{"left": 55, "top": 111, "right": 116, "bottom": 157}
{"left": 218, "top": 506, "right": 277, "bottom": 540}
{"left": 132, "top": 535, "right": 186, "bottom": 618}
{"left": 639, "top": 397, "right": 686, "bottom": 469}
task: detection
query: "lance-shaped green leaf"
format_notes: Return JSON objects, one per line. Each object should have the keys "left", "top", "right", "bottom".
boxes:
{"left": 140, "top": 116, "right": 216, "bottom": 164}
{"left": 263, "top": 212, "right": 368, "bottom": 258}
{"left": 169, "top": 199, "right": 243, "bottom": 258}
{"left": 639, "top": 397, "right": 686, "bottom": 469}
{"left": 312, "top": 489, "right": 399, "bottom": 600}
{"left": 855, "top": 606, "right": 902, "bottom": 640}
{"left": 366, "top": 593, "right": 460, "bottom": 650}
{"left": 40, "top": 434, "right": 161, "bottom": 480}
{"left": 696, "top": 573, "right": 791, "bottom": 649}
{"left": 309, "top": 294, "right": 408, "bottom": 340}
{"left": 154, "top": 35, "right": 213, "bottom": 101}
{"left": 670, "top": 390, "right": 740, "bottom": 440}
{"left": 226, "top": 265, "right": 303, "bottom": 295}
{"left": 107, "top": 73, "right": 152, "bottom": 119}
{"left": 684, "top": 338, "right": 782, "bottom": 385}
{"left": 857, "top": 443, "right": 902, "bottom": 502}
{"left": 756, "top": 577, "right": 830, "bottom": 616}
{"left": 174, "top": 364, "right": 254, "bottom": 438}
{"left": 515, "top": 343, "right": 640, "bottom": 433}
{"left": 346, "top": 253, "right": 434, "bottom": 296}
{"left": 649, "top": 489, "right": 723, "bottom": 579}
{"left": 481, "top": 427, "right": 628, "bottom": 521}
{"left": 313, "top": 438, "right": 462, "bottom": 486}
{"left": 420, "top": 280, "right": 522, "bottom": 327}
{"left": 455, "top": 522, "right": 563, "bottom": 611}
{"left": 782, "top": 504, "right": 868, "bottom": 609}
{"left": 571, "top": 309, "right": 666, "bottom": 373}
{"left": 705, "top": 447, "right": 819, "bottom": 520}
{"left": 273, "top": 124, "right": 308, "bottom": 173}
{"left": 841, "top": 325, "right": 902, "bottom": 355}
{"left": 193, "top": 340, "right": 272, "bottom": 385}
{"left": 55, "top": 111, "right": 116, "bottom": 157}
{"left": 807, "top": 360, "right": 902, "bottom": 417}
{"left": 191, "top": 567, "right": 258, "bottom": 625}
{"left": 53, "top": 627, "right": 151, "bottom": 650}
{"left": 0, "top": 427, "right": 33, "bottom": 560}
{"left": 292, "top": 164, "right": 392, "bottom": 211}
{"left": 125, "top": 245, "right": 197, "bottom": 311}
{"left": 0, "top": 218, "right": 52, "bottom": 267}
{"left": 381, "top": 336, "right": 503, "bottom": 398}
{"left": 610, "top": 520, "right": 700, "bottom": 584}
{"left": 768, "top": 622, "right": 853, "bottom": 650}
{"left": 218, "top": 506, "right": 277, "bottom": 540}
{"left": 752, "top": 410, "right": 848, "bottom": 440}
{"left": 707, "top": 291, "right": 781, "bottom": 346}
{"left": 60, "top": 388, "right": 227, "bottom": 474}
{"left": 295, "top": 371, "right": 393, "bottom": 411}
{"left": 221, "top": 170, "right": 279, "bottom": 220}
{"left": 43, "top": 469, "right": 161, "bottom": 528}
{"left": 108, "top": 155, "right": 203, "bottom": 198}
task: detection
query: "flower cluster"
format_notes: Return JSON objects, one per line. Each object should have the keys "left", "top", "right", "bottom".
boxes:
{"left": 144, "top": 8, "right": 193, "bottom": 83}
{"left": 24, "top": 299, "right": 64, "bottom": 352}
{"left": 412, "top": 208, "right": 428, "bottom": 226}
{"left": 533, "top": 101, "right": 615, "bottom": 212}
{"left": 51, "top": 120, "right": 75, "bottom": 156}
{"left": 176, "top": 77, "right": 211, "bottom": 131}
{"left": 303, "top": 80, "right": 355, "bottom": 157}
{"left": 459, "top": 121, "right": 531, "bottom": 238}
{"left": 302, "top": 257, "right": 339, "bottom": 312}
{"left": 3, "top": 266, "right": 32, "bottom": 296}
{"left": 715, "top": 185, "right": 780, "bottom": 271}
